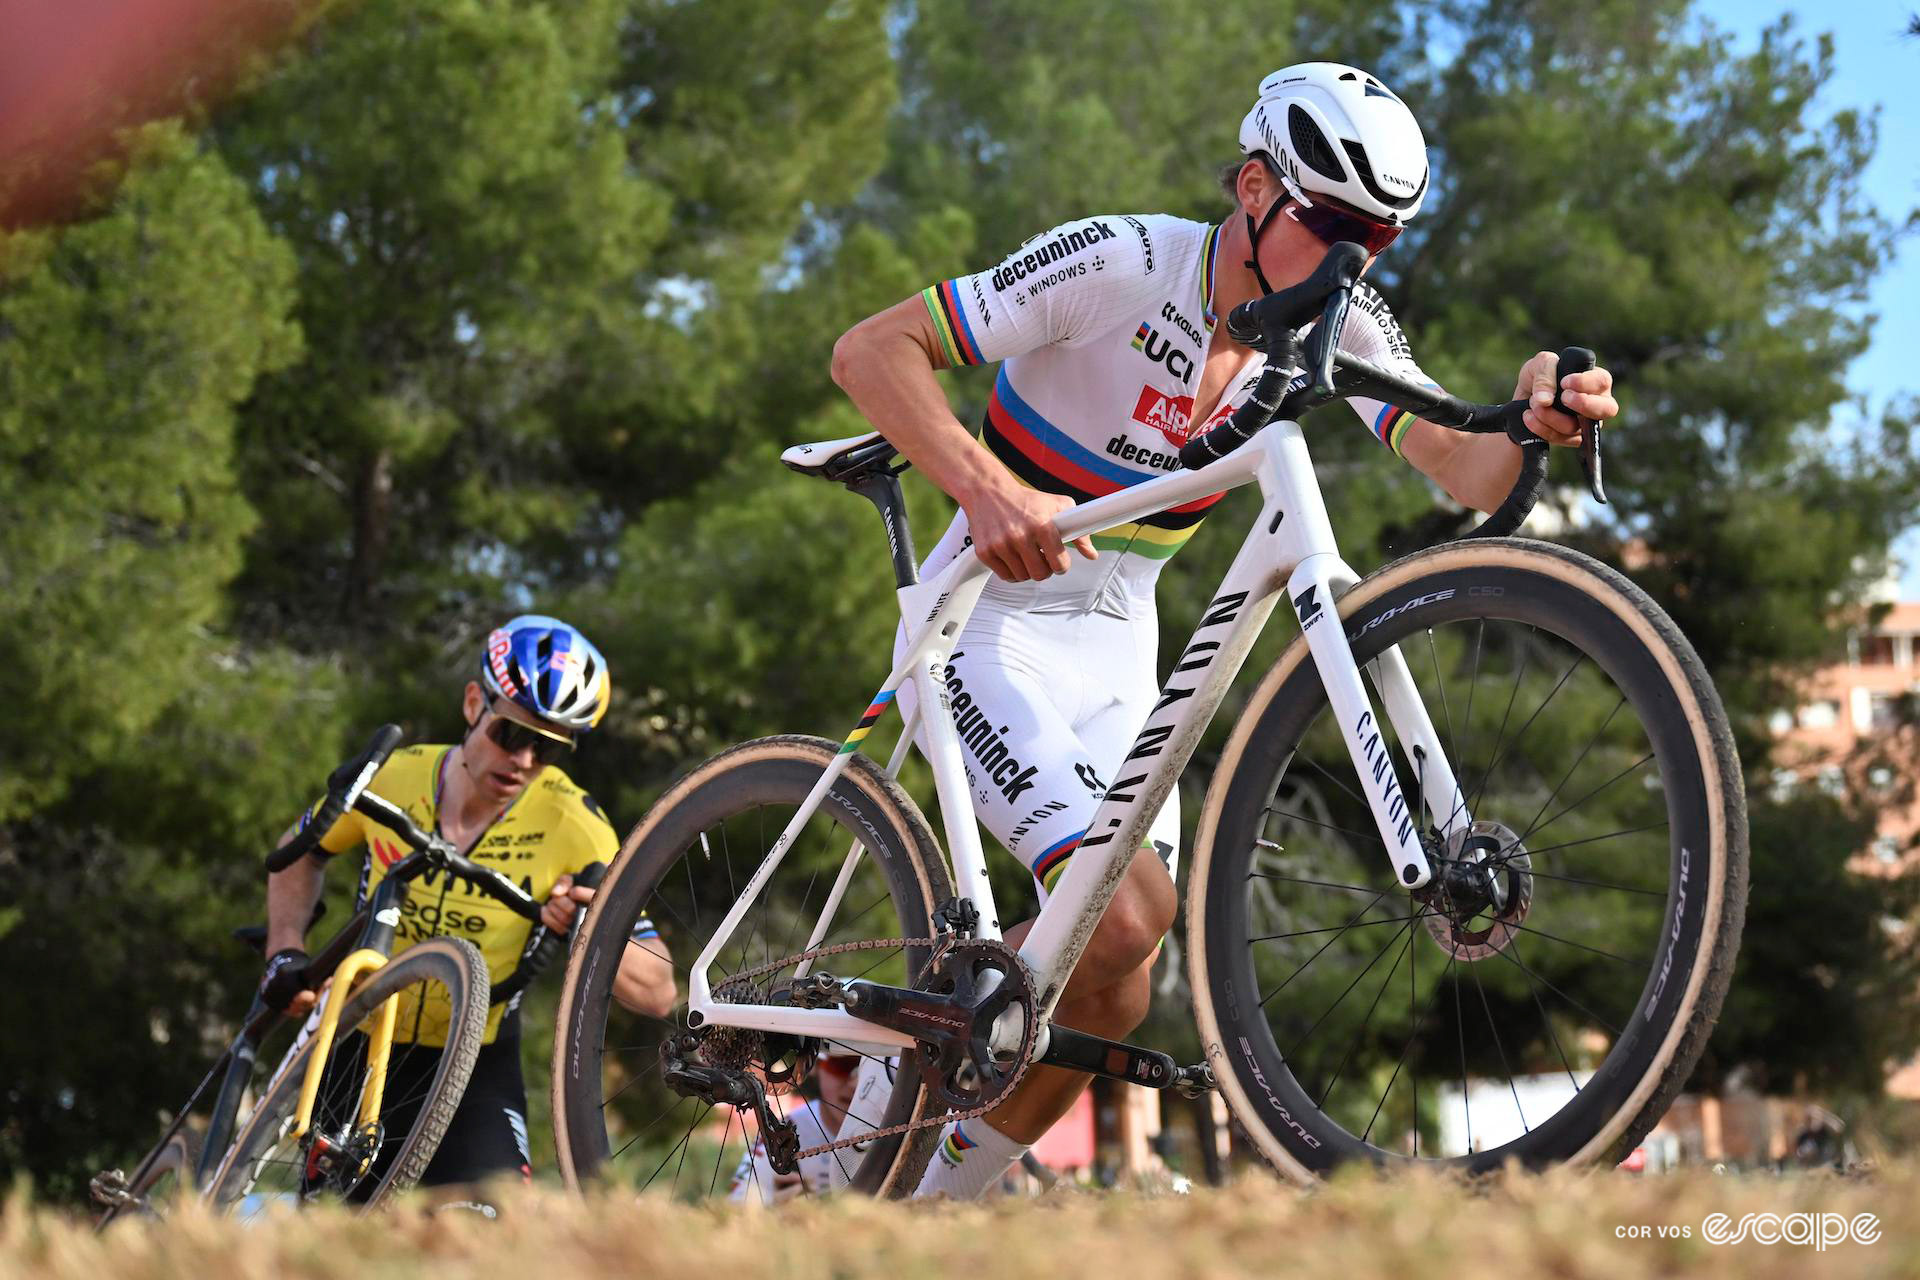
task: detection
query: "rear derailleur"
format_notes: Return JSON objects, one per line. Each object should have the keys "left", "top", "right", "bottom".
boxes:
{"left": 660, "top": 1032, "right": 802, "bottom": 1175}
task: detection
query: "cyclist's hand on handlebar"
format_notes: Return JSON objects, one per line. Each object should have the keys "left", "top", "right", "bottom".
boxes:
{"left": 1515, "top": 350, "right": 1617, "bottom": 446}
{"left": 961, "top": 478, "right": 1096, "bottom": 582}
{"left": 261, "top": 947, "right": 318, "bottom": 1016}
{"left": 540, "top": 873, "right": 597, "bottom": 933}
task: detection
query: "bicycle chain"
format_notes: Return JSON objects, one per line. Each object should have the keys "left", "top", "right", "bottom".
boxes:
{"left": 706, "top": 934, "right": 1040, "bottom": 1166}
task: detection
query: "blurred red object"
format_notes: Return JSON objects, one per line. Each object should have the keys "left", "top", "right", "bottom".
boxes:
{"left": 0, "top": 0, "right": 314, "bottom": 228}
{"left": 1619, "top": 1146, "right": 1648, "bottom": 1173}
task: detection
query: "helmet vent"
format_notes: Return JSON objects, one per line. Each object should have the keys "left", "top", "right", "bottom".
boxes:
{"left": 1287, "top": 104, "right": 1346, "bottom": 183}
{"left": 1342, "top": 139, "right": 1423, "bottom": 210}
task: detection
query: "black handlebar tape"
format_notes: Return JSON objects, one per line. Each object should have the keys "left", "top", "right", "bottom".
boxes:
{"left": 489, "top": 862, "right": 611, "bottom": 1005}
{"left": 1179, "top": 365, "right": 1291, "bottom": 470}
{"left": 266, "top": 724, "right": 407, "bottom": 873}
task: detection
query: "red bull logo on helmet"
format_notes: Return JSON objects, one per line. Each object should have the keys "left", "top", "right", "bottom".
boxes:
{"left": 486, "top": 628, "right": 521, "bottom": 697}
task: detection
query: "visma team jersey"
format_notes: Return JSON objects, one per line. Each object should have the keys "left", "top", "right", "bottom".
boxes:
{"left": 919, "top": 213, "right": 1435, "bottom": 572}
{"left": 310, "top": 745, "right": 619, "bottom": 1046}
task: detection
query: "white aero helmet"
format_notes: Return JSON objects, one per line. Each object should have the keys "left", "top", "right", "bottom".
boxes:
{"left": 1239, "top": 62, "right": 1429, "bottom": 225}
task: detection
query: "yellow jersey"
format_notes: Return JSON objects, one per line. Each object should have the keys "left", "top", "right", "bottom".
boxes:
{"left": 313, "top": 744, "right": 619, "bottom": 1046}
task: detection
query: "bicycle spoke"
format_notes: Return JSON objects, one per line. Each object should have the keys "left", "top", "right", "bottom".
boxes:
{"left": 1467, "top": 627, "right": 1533, "bottom": 814}
{"left": 1264, "top": 806, "right": 1384, "bottom": 845}
{"left": 1471, "top": 647, "right": 1584, "bottom": 814}
{"left": 1502, "top": 919, "right": 1640, "bottom": 967}
{"left": 1507, "top": 934, "right": 1581, "bottom": 1090}
{"left": 1311, "top": 913, "right": 1423, "bottom": 1109}
{"left": 1360, "top": 941, "right": 1456, "bottom": 1149}
{"left": 1258, "top": 887, "right": 1393, "bottom": 1009}
{"left": 1467, "top": 956, "right": 1528, "bottom": 1136}
{"left": 1514, "top": 694, "right": 1628, "bottom": 846}
{"left": 1518, "top": 866, "right": 1665, "bottom": 897}
{"left": 1502, "top": 820, "right": 1669, "bottom": 861}
{"left": 1286, "top": 911, "right": 1421, "bottom": 1057}
{"left": 1520, "top": 752, "right": 1656, "bottom": 847}
{"left": 1246, "top": 871, "right": 1387, "bottom": 896}
{"left": 1248, "top": 912, "right": 1425, "bottom": 944}
{"left": 1489, "top": 935, "right": 1623, "bottom": 1037}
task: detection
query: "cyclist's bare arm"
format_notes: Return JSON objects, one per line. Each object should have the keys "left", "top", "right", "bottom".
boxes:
{"left": 831, "top": 297, "right": 1094, "bottom": 582}
{"left": 264, "top": 823, "right": 325, "bottom": 957}
{"left": 263, "top": 823, "right": 326, "bottom": 1014}
{"left": 614, "top": 938, "right": 676, "bottom": 1018}
{"left": 1400, "top": 353, "right": 1618, "bottom": 512}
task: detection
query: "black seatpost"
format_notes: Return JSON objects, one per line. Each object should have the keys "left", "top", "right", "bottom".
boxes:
{"left": 847, "top": 469, "right": 919, "bottom": 589}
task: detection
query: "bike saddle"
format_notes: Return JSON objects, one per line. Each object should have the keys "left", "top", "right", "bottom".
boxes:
{"left": 780, "top": 431, "right": 902, "bottom": 484}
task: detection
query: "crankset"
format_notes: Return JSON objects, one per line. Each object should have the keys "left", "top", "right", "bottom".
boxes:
{"left": 674, "top": 923, "right": 1043, "bottom": 1168}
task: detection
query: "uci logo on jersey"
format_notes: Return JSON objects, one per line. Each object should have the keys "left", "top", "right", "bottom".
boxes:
{"left": 1131, "top": 321, "right": 1194, "bottom": 385}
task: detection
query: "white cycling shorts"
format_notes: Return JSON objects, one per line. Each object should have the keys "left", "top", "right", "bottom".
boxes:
{"left": 894, "top": 514, "right": 1180, "bottom": 905}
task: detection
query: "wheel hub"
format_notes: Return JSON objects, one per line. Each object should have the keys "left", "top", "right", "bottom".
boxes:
{"left": 1420, "top": 819, "right": 1533, "bottom": 961}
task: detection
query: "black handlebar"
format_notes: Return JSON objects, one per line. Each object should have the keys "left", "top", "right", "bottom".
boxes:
{"left": 1178, "top": 240, "right": 1601, "bottom": 539}
{"left": 490, "top": 860, "right": 608, "bottom": 1006}
{"left": 266, "top": 724, "right": 404, "bottom": 873}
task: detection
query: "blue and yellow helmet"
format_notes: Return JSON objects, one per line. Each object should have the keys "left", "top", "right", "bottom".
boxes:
{"left": 480, "top": 615, "right": 611, "bottom": 733}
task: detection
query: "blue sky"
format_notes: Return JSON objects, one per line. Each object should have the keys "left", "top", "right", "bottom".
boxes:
{"left": 1694, "top": 0, "right": 1920, "bottom": 592}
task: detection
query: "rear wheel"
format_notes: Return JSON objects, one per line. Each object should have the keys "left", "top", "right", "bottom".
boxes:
{"left": 552, "top": 735, "right": 952, "bottom": 1201}
{"left": 1190, "top": 539, "right": 1746, "bottom": 1178}
{"left": 206, "top": 938, "right": 489, "bottom": 1215}
{"left": 94, "top": 1129, "right": 202, "bottom": 1226}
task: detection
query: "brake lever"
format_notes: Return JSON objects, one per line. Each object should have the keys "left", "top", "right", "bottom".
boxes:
{"left": 1550, "top": 347, "right": 1604, "bottom": 504}
{"left": 1579, "top": 426, "right": 1606, "bottom": 503}
{"left": 1310, "top": 285, "right": 1352, "bottom": 398}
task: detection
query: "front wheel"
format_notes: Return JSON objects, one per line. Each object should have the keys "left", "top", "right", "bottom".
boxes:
{"left": 1190, "top": 538, "right": 1746, "bottom": 1179}
{"left": 205, "top": 937, "right": 490, "bottom": 1215}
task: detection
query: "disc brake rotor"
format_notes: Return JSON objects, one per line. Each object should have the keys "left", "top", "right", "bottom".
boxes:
{"left": 1422, "top": 818, "right": 1533, "bottom": 961}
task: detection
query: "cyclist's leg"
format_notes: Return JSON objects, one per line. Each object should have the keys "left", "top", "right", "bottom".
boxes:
{"left": 414, "top": 1025, "right": 533, "bottom": 1200}
{"left": 899, "top": 609, "right": 1176, "bottom": 1195}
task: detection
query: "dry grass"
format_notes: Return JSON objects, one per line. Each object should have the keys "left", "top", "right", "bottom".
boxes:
{"left": 10, "top": 1162, "right": 1919, "bottom": 1280}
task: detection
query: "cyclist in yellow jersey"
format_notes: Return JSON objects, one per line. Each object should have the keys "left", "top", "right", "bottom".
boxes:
{"left": 261, "top": 615, "right": 672, "bottom": 1191}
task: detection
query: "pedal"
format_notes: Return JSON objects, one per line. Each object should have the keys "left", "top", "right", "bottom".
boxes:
{"left": 1172, "top": 1062, "right": 1216, "bottom": 1098}
{"left": 1037, "top": 1025, "right": 1178, "bottom": 1088}
{"left": 89, "top": 1168, "right": 136, "bottom": 1210}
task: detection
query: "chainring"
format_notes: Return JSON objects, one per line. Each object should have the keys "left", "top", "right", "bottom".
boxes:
{"left": 687, "top": 932, "right": 1040, "bottom": 1166}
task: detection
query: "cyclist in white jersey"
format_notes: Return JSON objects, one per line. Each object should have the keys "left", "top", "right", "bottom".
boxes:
{"left": 829, "top": 62, "right": 1619, "bottom": 1199}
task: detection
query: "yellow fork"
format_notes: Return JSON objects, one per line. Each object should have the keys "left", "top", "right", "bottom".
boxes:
{"left": 292, "top": 949, "right": 398, "bottom": 1141}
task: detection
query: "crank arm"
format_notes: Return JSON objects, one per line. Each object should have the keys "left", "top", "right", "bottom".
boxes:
{"left": 840, "top": 979, "right": 974, "bottom": 1049}
{"left": 1036, "top": 1025, "right": 1178, "bottom": 1088}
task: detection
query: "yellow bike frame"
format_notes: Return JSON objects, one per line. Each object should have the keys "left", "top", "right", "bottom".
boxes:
{"left": 291, "top": 948, "right": 399, "bottom": 1141}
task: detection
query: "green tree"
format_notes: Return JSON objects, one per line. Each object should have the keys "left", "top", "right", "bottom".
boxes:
{"left": 0, "top": 121, "right": 319, "bottom": 1196}
{"left": 0, "top": 122, "right": 300, "bottom": 820}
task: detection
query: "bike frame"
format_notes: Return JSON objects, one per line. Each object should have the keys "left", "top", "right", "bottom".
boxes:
{"left": 688, "top": 421, "right": 1473, "bottom": 1048}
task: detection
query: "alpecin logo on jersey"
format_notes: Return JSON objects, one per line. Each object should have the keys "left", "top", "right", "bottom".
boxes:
{"left": 1130, "top": 385, "right": 1234, "bottom": 447}
{"left": 1131, "top": 321, "right": 1194, "bottom": 384}
{"left": 990, "top": 220, "right": 1117, "bottom": 293}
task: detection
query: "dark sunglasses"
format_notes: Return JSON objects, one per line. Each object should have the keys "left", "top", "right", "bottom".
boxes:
{"left": 1284, "top": 195, "right": 1403, "bottom": 256}
{"left": 484, "top": 702, "right": 574, "bottom": 765}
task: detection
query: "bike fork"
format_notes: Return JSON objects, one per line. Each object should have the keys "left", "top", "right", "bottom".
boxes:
{"left": 1285, "top": 553, "right": 1470, "bottom": 889}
